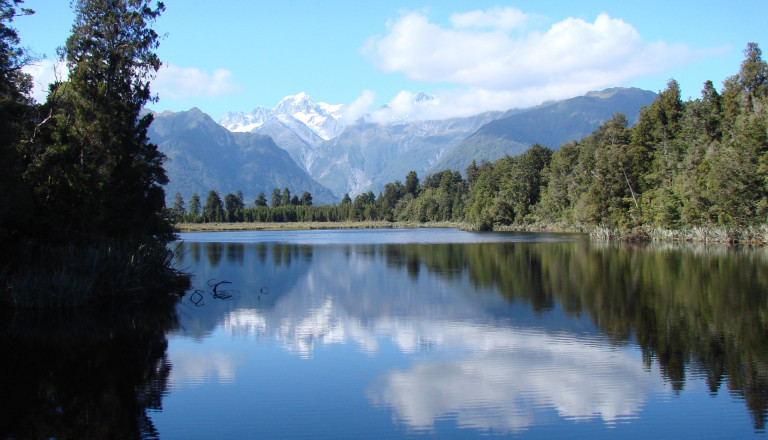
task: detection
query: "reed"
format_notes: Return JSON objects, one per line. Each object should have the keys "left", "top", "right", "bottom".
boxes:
{"left": 176, "top": 221, "right": 467, "bottom": 232}
{"left": 590, "top": 225, "right": 768, "bottom": 245}
{"left": 492, "top": 222, "right": 587, "bottom": 233}
{"left": 1, "top": 241, "right": 188, "bottom": 308}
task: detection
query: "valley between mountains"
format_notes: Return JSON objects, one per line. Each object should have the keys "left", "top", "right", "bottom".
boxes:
{"left": 149, "top": 88, "right": 656, "bottom": 205}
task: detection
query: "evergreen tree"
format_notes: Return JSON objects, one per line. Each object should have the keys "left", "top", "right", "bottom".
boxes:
{"left": 254, "top": 192, "right": 267, "bottom": 207}
{"left": 466, "top": 160, "right": 479, "bottom": 187}
{"left": 224, "top": 192, "right": 244, "bottom": 222}
{"left": 203, "top": 190, "right": 224, "bottom": 222}
{"left": 171, "top": 192, "right": 184, "bottom": 222}
{"left": 405, "top": 171, "right": 420, "bottom": 197}
{"left": 270, "top": 188, "right": 281, "bottom": 208}
{"left": 32, "top": 0, "right": 171, "bottom": 243}
{"left": 188, "top": 193, "right": 201, "bottom": 216}
{"left": 0, "top": 0, "right": 34, "bottom": 245}
{"left": 300, "top": 191, "right": 313, "bottom": 206}
{"left": 281, "top": 187, "right": 291, "bottom": 206}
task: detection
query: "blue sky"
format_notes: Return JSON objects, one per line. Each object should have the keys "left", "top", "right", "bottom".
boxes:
{"left": 15, "top": 0, "right": 767, "bottom": 121}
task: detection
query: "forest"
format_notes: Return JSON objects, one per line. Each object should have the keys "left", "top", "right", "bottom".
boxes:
{"left": 0, "top": 1, "right": 186, "bottom": 307}
{"left": 179, "top": 43, "right": 768, "bottom": 243}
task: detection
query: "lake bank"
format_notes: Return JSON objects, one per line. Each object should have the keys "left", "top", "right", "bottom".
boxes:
{"left": 175, "top": 221, "right": 768, "bottom": 245}
{"left": 175, "top": 221, "right": 467, "bottom": 232}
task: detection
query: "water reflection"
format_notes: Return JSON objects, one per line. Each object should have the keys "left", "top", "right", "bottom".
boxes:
{"left": 367, "top": 325, "right": 654, "bottom": 431}
{"left": 171, "top": 236, "right": 768, "bottom": 435}
{"left": 0, "top": 299, "right": 179, "bottom": 439}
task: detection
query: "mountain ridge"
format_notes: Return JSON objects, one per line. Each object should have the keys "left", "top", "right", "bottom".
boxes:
{"left": 153, "top": 87, "right": 657, "bottom": 203}
{"left": 149, "top": 107, "right": 336, "bottom": 205}
{"left": 434, "top": 87, "right": 657, "bottom": 173}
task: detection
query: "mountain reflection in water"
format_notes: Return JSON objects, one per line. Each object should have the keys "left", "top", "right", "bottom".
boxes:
{"left": 163, "top": 233, "right": 768, "bottom": 437}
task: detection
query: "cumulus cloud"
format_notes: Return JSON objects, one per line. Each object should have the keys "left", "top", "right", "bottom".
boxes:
{"left": 22, "top": 58, "right": 68, "bottom": 103}
{"left": 342, "top": 89, "right": 376, "bottom": 123}
{"left": 367, "top": 8, "right": 696, "bottom": 119}
{"left": 449, "top": 7, "right": 529, "bottom": 32}
{"left": 20, "top": 60, "right": 242, "bottom": 104}
{"left": 153, "top": 63, "right": 242, "bottom": 100}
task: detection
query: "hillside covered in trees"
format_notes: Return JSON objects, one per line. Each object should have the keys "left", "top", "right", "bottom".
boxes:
{"left": 180, "top": 43, "right": 768, "bottom": 242}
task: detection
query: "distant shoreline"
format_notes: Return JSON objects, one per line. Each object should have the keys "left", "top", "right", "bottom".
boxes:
{"left": 175, "top": 222, "right": 768, "bottom": 245}
{"left": 175, "top": 221, "right": 467, "bottom": 232}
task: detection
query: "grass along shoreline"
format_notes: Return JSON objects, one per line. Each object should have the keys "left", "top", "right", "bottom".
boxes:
{"left": 176, "top": 221, "right": 768, "bottom": 245}
{"left": 175, "top": 221, "right": 467, "bottom": 232}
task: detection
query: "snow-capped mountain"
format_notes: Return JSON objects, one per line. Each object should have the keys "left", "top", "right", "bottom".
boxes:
{"left": 206, "top": 88, "right": 656, "bottom": 199}
{"left": 219, "top": 92, "right": 345, "bottom": 143}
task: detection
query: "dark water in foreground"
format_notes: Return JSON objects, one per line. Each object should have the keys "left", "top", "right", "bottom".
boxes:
{"left": 2, "top": 229, "right": 767, "bottom": 439}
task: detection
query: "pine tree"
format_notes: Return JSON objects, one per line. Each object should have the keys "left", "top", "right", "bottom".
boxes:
{"left": 254, "top": 192, "right": 267, "bottom": 207}
{"left": 270, "top": 188, "right": 281, "bottom": 208}
{"left": 188, "top": 193, "right": 201, "bottom": 216}
{"left": 300, "top": 191, "right": 313, "bottom": 206}
{"left": 203, "top": 190, "right": 224, "bottom": 222}
{"left": 34, "top": 0, "right": 171, "bottom": 243}
{"left": 171, "top": 192, "right": 184, "bottom": 222}
{"left": 405, "top": 171, "right": 420, "bottom": 197}
{"left": 281, "top": 187, "right": 291, "bottom": 206}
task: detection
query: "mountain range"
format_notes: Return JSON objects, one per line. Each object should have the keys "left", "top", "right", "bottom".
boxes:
{"left": 434, "top": 87, "right": 658, "bottom": 173}
{"left": 148, "top": 107, "right": 336, "bottom": 205}
{"left": 150, "top": 87, "right": 656, "bottom": 204}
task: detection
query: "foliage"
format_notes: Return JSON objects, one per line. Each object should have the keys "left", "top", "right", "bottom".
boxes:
{"left": 1, "top": 240, "right": 186, "bottom": 308}
{"left": 0, "top": 1, "right": 187, "bottom": 307}
{"left": 27, "top": 0, "right": 172, "bottom": 244}
{"left": 532, "top": 44, "right": 768, "bottom": 234}
{"left": 0, "top": 1, "right": 34, "bottom": 245}
{"left": 202, "top": 190, "right": 224, "bottom": 222}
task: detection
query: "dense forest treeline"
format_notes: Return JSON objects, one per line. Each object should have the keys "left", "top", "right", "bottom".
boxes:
{"left": 177, "top": 43, "right": 768, "bottom": 241}
{"left": 0, "top": 1, "right": 186, "bottom": 307}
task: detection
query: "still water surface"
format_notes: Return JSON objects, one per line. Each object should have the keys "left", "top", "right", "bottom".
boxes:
{"left": 2, "top": 228, "right": 766, "bottom": 438}
{"left": 154, "top": 229, "right": 768, "bottom": 438}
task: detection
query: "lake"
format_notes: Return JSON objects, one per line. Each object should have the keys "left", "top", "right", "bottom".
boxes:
{"left": 2, "top": 228, "right": 767, "bottom": 439}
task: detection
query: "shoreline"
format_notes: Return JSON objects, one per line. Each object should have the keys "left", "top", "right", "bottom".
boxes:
{"left": 175, "top": 221, "right": 768, "bottom": 245}
{"left": 175, "top": 221, "right": 468, "bottom": 232}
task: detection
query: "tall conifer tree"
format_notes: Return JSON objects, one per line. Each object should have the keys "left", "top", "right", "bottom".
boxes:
{"left": 39, "top": 0, "right": 171, "bottom": 243}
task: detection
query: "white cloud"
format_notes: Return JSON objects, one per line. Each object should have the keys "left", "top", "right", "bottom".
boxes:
{"left": 153, "top": 63, "right": 242, "bottom": 100}
{"left": 368, "top": 9, "right": 696, "bottom": 118}
{"left": 20, "top": 60, "right": 242, "bottom": 104}
{"left": 366, "top": 86, "right": 571, "bottom": 123}
{"left": 22, "top": 58, "right": 68, "bottom": 103}
{"left": 449, "top": 7, "right": 529, "bottom": 32}
{"left": 342, "top": 89, "right": 376, "bottom": 123}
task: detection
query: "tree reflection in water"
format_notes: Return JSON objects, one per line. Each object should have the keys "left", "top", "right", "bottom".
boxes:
{"left": 380, "top": 240, "right": 768, "bottom": 430}
{"left": 169, "top": 236, "right": 768, "bottom": 433}
{"left": 0, "top": 297, "right": 179, "bottom": 439}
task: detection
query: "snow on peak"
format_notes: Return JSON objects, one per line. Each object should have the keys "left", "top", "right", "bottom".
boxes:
{"left": 367, "top": 90, "right": 439, "bottom": 123}
{"left": 414, "top": 91, "right": 435, "bottom": 102}
{"left": 220, "top": 92, "right": 346, "bottom": 141}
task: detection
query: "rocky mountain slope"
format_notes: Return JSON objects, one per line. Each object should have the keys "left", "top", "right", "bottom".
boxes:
{"left": 149, "top": 108, "right": 336, "bottom": 205}
{"left": 435, "top": 88, "right": 657, "bottom": 172}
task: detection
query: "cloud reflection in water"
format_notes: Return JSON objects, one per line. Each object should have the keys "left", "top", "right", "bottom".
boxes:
{"left": 367, "top": 322, "right": 656, "bottom": 432}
